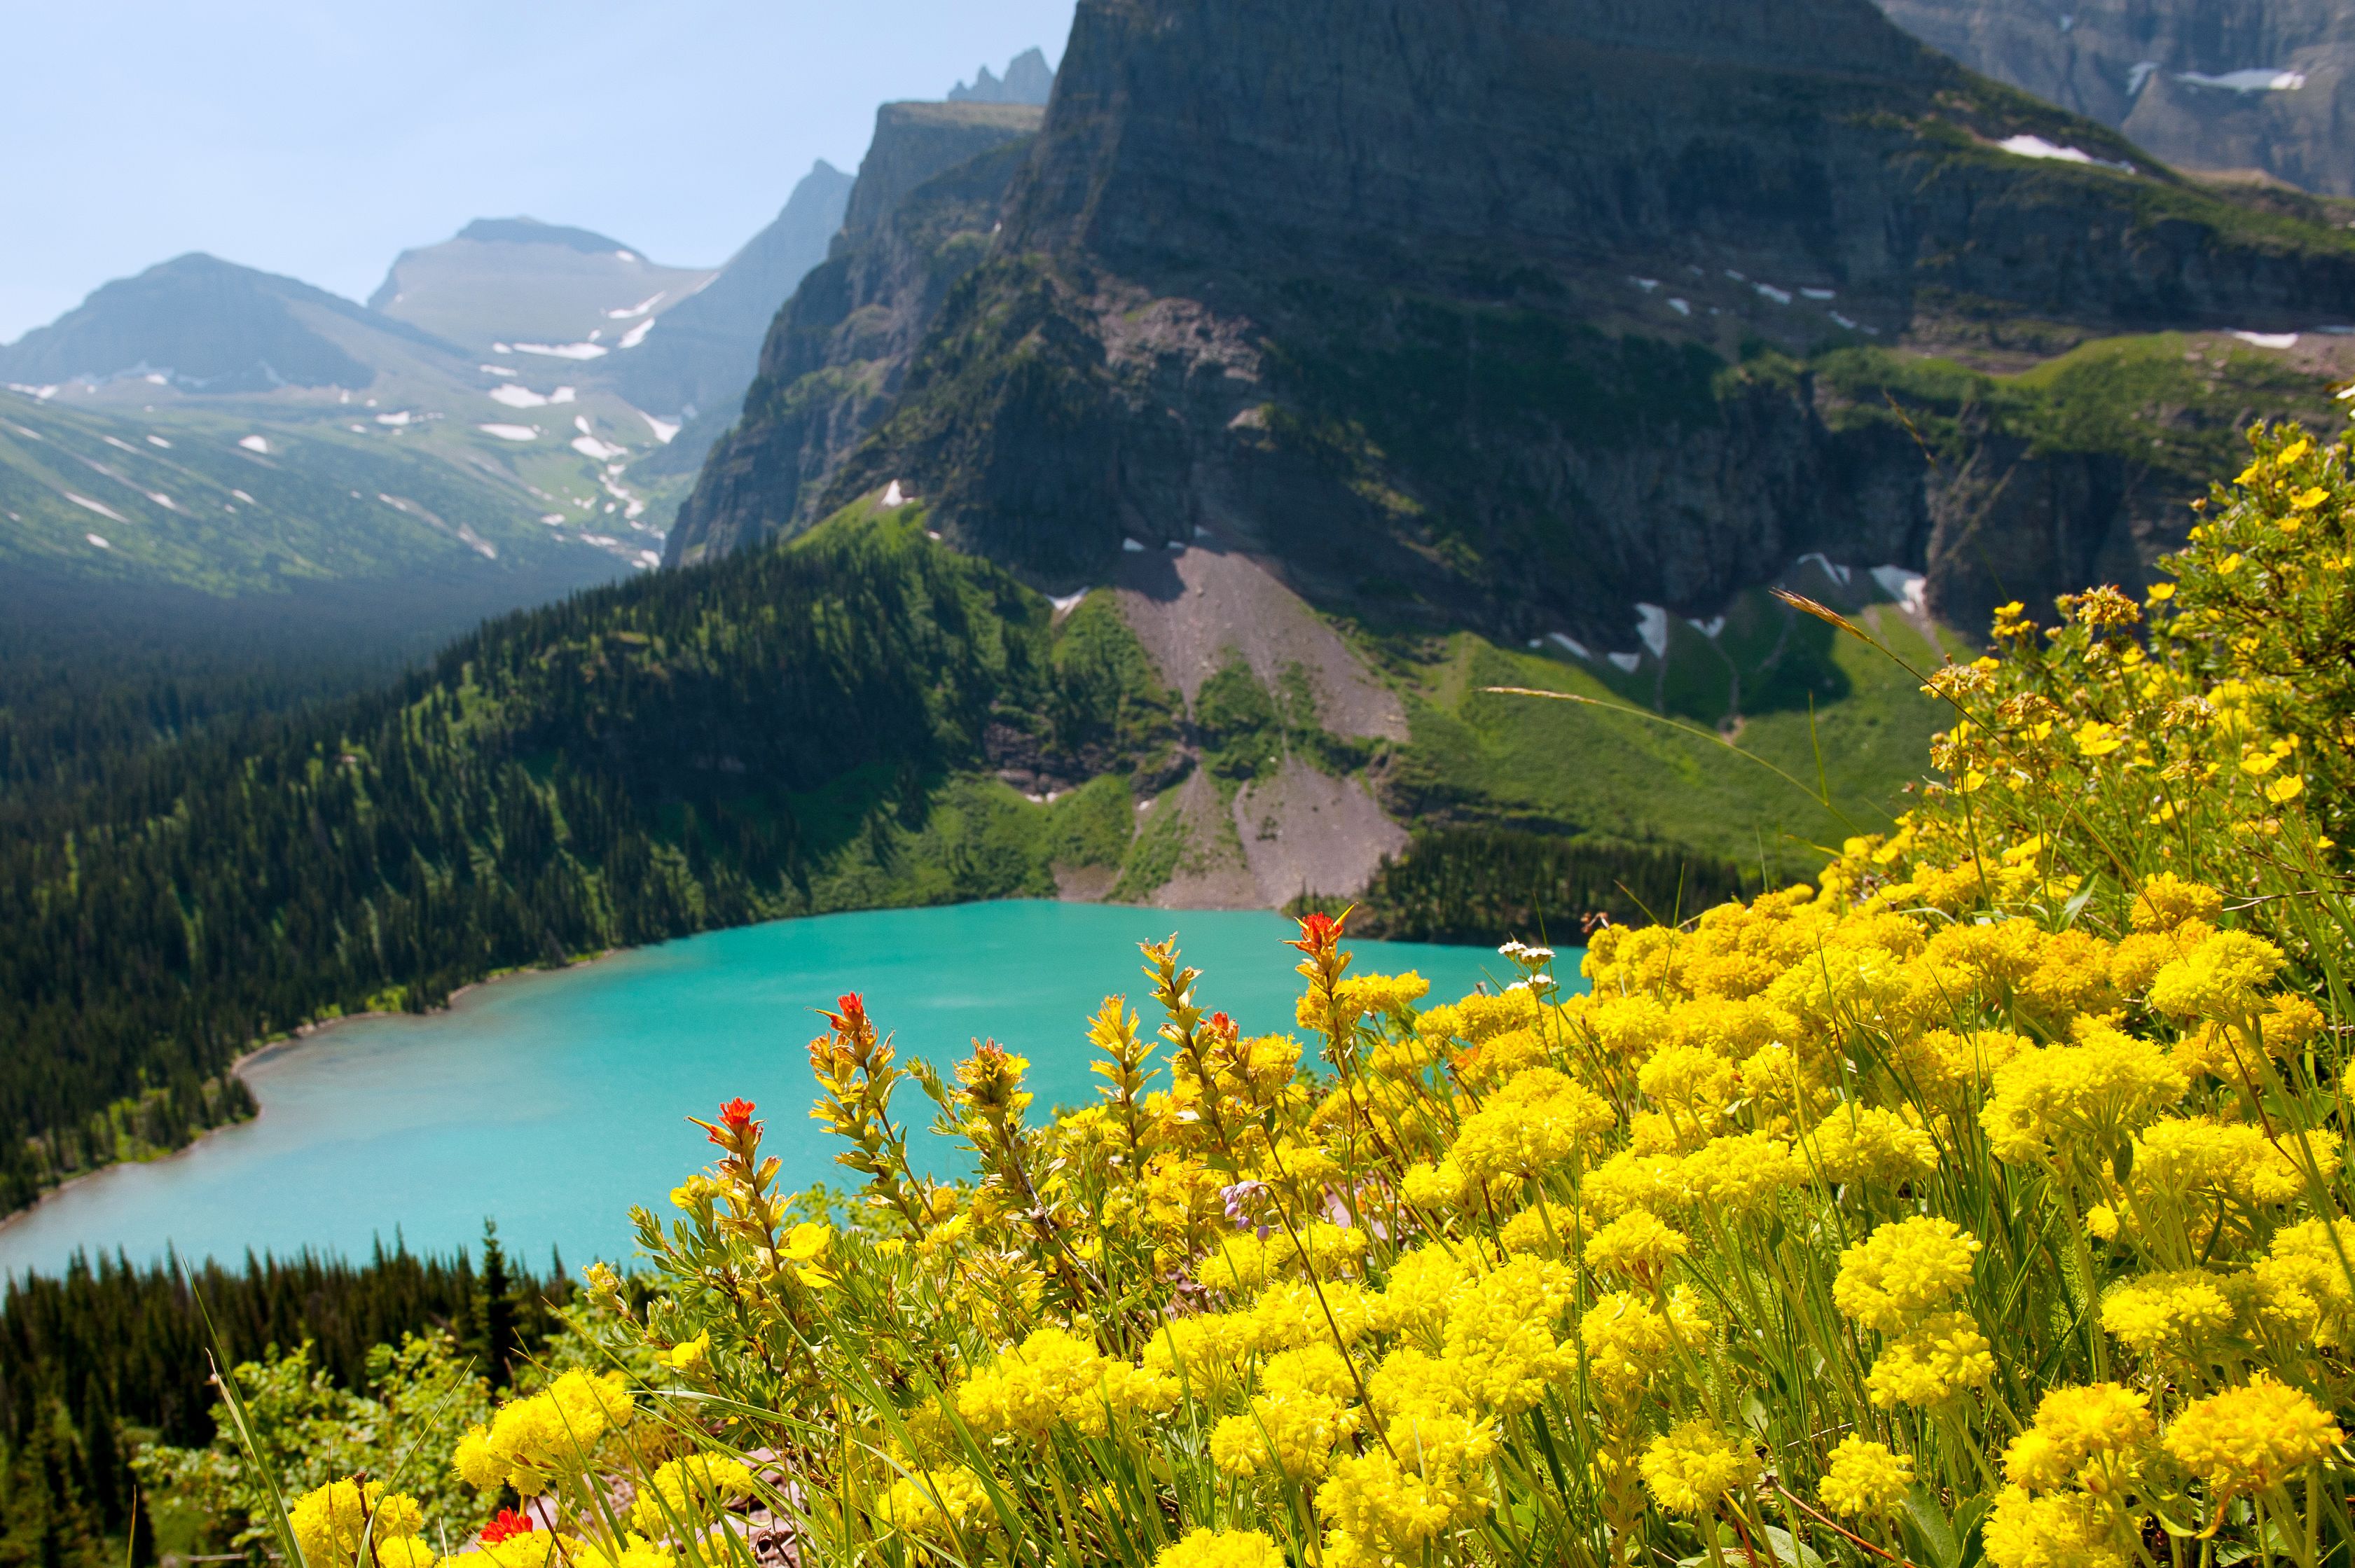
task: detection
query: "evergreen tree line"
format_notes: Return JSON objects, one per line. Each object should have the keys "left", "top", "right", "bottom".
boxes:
{"left": 0, "top": 516, "right": 1173, "bottom": 1214}
{"left": 1339, "top": 826, "right": 1758, "bottom": 945}
{"left": 0, "top": 1233, "right": 568, "bottom": 1568}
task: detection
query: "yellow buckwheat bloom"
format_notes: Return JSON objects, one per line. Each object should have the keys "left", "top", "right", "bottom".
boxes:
{"left": 2002, "top": 1384, "right": 2154, "bottom": 1494}
{"left": 1209, "top": 1382, "right": 1360, "bottom": 1480}
{"left": 1441, "top": 1254, "right": 1579, "bottom": 1414}
{"left": 2098, "top": 1270, "right": 2235, "bottom": 1357}
{"left": 1834, "top": 1216, "right": 1981, "bottom": 1332}
{"left": 2147, "top": 931, "right": 2287, "bottom": 1020}
{"left": 1983, "top": 1484, "right": 2132, "bottom": 1568}
{"left": 1640, "top": 1421, "right": 1759, "bottom": 1515}
{"left": 1811, "top": 1106, "right": 1938, "bottom": 1186}
{"left": 289, "top": 1479, "right": 427, "bottom": 1568}
{"left": 1583, "top": 1208, "right": 1689, "bottom": 1286}
{"left": 1156, "top": 1529, "right": 1286, "bottom": 1568}
{"left": 1819, "top": 1436, "right": 1912, "bottom": 1518}
{"left": 630, "top": 1455, "right": 757, "bottom": 1532}
{"left": 2131, "top": 875, "right": 2225, "bottom": 932}
{"left": 956, "top": 1325, "right": 1176, "bottom": 1441}
{"left": 876, "top": 1466, "right": 994, "bottom": 1543}
{"left": 453, "top": 1371, "right": 634, "bottom": 1496}
{"left": 2163, "top": 1377, "right": 2342, "bottom": 1502}
{"left": 1865, "top": 1311, "right": 1996, "bottom": 1408}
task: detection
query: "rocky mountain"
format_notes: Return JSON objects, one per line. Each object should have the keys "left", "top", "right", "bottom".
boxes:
{"left": 765, "top": 0, "right": 2355, "bottom": 641}
{"left": 1875, "top": 0, "right": 2355, "bottom": 195}
{"left": 0, "top": 254, "right": 443, "bottom": 395}
{"left": 949, "top": 46, "right": 1057, "bottom": 105}
{"left": 367, "top": 217, "right": 717, "bottom": 359}
{"left": 612, "top": 161, "right": 855, "bottom": 437}
{"left": 667, "top": 101, "right": 1044, "bottom": 563}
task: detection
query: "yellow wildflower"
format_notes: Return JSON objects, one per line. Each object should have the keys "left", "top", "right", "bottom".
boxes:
{"left": 1865, "top": 1310, "right": 1995, "bottom": 1408}
{"left": 876, "top": 1466, "right": 994, "bottom": 1543}
{"left": 2147, "top": 931, "right": 2287, "bottom": 1020}
{"left": 2098, "top": 1270, "right": 2235, "bottom": 1357}
{"left": 2130, "top": 875, "right": 2225, "bottom": 932}
{"left": 1811, "top": 1106, "right": 1938, "bottom": 1186}
{"left": 2163, "top": 1377, "right": 2342, "bottom": 1501}
{"left": 289, "top": 1479, "right": 426, "bottom": 1568}
{"left": 2003, "top": 1384, "right": 2154, "bottom": 1494}
{"left": 1834, "top": 1216, "right": 1981, "bottom": 1332}
{"left": 1640, "top": 1421, "right": 1759, "bottom": 1515}
{"left": 1583, "top": 1209, "right": 1689, "bottom": 1286}
{"left": 1819, "top": 1436, "right": 1912, "bottom": 1518}
{"left": 1155, "top": 1529, "right": 1286, "bottom": 1568}
{"left": 630, "top": 1455, "right": 757, "bottom": 1533}
{"left": 1983, "top": 1485, "right": 2132, "bottom": 1568}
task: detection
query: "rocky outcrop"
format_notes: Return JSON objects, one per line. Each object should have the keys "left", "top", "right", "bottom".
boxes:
{"left": 1876, "top": 0, "right": 2355, "bottom": 196}
{"left": 665, "top": 103, "right": 1042, "bottom": 564}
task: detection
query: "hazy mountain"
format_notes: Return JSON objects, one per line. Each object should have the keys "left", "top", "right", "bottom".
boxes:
{"left": 668, "top": 102, "right": 1044, "bottom": 562}
{"left": 614, "top": 160, "right": 855, "bottom": 450}
{"left": 1875, "top": 0, "right": 2355, "bottom": 195}
{"left": 0, "top": 254, "right": 442, "bottom": 395}
{"left": 948, "top": 46, "right": 1056, "bottom": 105}
{"left": 368, "top": 216, "right": 718, "bottom": 358}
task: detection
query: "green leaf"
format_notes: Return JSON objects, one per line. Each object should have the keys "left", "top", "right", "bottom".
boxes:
{"left": 1904, "top": 1483, "right": 1964, "bottom": 1568}
{"left": 1760, "top": 1524, "right": 1828, "bottom": 1568}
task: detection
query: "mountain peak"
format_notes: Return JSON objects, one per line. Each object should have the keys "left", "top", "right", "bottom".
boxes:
{"left": 453, "top": 217, "right": 637, "bottom": 256}
{"left": 0, "top": 251, "right": 392, "bottom": 391}
{"left": 948, "top": 46, "right": 1055, "bottom": 105}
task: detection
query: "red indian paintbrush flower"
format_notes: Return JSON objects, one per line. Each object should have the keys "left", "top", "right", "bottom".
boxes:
{"left": 719, "top": 1097, "right": 757, "bottom": 1128}
{"left": 1286, "top": 909, "right": 1348, "bottom": 955}
{"left": 481, "top": 1510, "right": 534, "bottom": 1546}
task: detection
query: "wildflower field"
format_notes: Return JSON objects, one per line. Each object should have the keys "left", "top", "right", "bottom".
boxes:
{"left": 242, "top": 425, "right": 2355, "bottom": 1568}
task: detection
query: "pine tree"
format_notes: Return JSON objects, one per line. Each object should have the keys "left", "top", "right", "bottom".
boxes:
{"left": 469, "top": 1222, "right": 519, "bottom": 1390}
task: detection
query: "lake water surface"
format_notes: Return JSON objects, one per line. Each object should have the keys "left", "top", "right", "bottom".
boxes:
{"left": 0, "top": 903, "right": 1528, "bottom": 1277}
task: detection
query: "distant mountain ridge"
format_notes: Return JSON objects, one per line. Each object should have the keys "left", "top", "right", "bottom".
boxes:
{"left": 0, "top": 254, "right": 445, "bottom": 394}
{"left": 1874, "top": 0, "right": 2355, "bottom": 195}
{"left": 614, "top": 160, "right": 854, "bottom": 445}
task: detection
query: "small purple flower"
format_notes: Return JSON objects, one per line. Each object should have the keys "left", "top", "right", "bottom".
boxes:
{"left": 1220, "top": 1179, "right": 1269, "bottom": 1228}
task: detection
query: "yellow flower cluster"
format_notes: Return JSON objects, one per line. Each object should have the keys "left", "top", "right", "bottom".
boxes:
{"left": 288, "top": 1480, "right": 434, "bottom": 1568}
{"left": 452, "top": 1371, "right": 633, "bottom": 1497}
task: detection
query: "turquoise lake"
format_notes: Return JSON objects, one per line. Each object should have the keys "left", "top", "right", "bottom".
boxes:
{"left": 0, "top": 903, "right": 1531, "bottom": 1279}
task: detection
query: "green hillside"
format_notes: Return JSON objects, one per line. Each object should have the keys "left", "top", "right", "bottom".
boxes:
{"left": 0, "top": 501, "right": 1179, "bottom": 1212}
{"left": 0, "top": 394, "right": 618, "bottom": 595}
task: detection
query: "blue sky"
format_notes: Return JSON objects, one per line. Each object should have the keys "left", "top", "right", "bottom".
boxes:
{"left": 0, "top": 0, "right": 1076, "bottom": 341}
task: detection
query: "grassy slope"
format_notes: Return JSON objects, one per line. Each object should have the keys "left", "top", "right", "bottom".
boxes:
{"left": 1377, "top": 591, "right": 1959, "bottom": 880}
{"left": 0, "top": 393, "right": 620, "bottom": 597}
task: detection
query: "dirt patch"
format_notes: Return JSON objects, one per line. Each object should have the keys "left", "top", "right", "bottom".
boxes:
{"left": 1138, "top": 769, "right": 1262, "bottom": 910}
{"left": 1055, "top": 863, "right": 1118, "bottom": 901}
{"left": 1233, "top": 758, "right": 1407, "bottom": 906}
{"left": 1115, "top": 542, "right": 1405, "bottom": 741}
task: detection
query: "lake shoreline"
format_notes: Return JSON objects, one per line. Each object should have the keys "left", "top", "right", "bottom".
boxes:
{"left": 0, "top": 948, "right": 629, "bottom": 1258}
{"left": 0, "top": 903, "right": 1524, "bottom": 1278}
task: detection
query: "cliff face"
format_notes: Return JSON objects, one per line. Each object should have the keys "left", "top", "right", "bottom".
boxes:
{"left": 1876, "top": 0, "right": 2355, "bottom": 196}
{"left": 677, "top": 0, "right": 2355, "bottom": 639}
{"left": 665, "top": 104, "right": 1042, "bottom": 564}
{"left": 810, "top": 0, "right": 2355, "bottom": 634}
